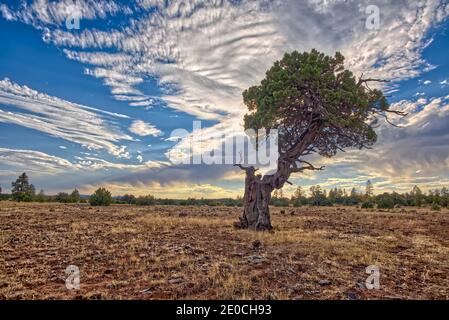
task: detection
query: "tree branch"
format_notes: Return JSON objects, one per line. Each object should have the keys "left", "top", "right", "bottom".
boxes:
{"left": 357, "top": 76, "right": 390, "bottom": 87}
{"left": 234, "top": 164, "right": 259, "bottom": 174}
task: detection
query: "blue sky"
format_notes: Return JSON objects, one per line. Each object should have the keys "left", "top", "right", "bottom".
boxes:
{"left": 1, "top": 0, "right": 449, "bottom": 198}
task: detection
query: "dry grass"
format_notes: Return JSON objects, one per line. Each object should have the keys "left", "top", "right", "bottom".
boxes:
{"left": 1, "top": 202, "right": 448, "bottom": 300}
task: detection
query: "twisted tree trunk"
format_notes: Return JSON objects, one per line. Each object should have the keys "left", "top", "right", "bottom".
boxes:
{"left": 234, "top": 124, "right": 324, "bottom": 231}
{"left": 234, "top": 167, "right": 273, "bottom": 231}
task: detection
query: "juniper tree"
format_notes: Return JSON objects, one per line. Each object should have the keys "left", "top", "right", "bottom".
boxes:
{"left": 365, "top": 180, "right": 374, "bottom": 199}
{"left": 235, "top": 49, "right": 404, "bottom": 230}
{"left": 11, "top": 172, "right": 35, "bottom": 202}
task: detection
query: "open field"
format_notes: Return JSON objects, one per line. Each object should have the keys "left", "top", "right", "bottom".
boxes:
{"left": 1, "top": 202, "right": 449, "bottom": 300}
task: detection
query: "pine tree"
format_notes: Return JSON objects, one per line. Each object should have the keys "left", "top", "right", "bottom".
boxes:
{"left": 365, "top": 180, "right": 374, "bottom": 199}
{"left": 292, "top": 186, "right": 304, "bottom": 200}
{"left": 11, "top": 173, "right": 35, "bottom": 202}
{"left": 411, "top": 185, "right": 424, "bottom": 207}
{"left": 70, "top": 189, "right": 80, "bottom": 203}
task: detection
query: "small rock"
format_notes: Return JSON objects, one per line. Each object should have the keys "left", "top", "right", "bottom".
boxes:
{"left": 247, "top": 255, "right": 267, "bottom": 264}
{"left": 304, "top": 290, "right": 321, "bottom": 295}
{"left": 168, "top": 277, "right": 184, "bottom": 284}
{"left": 318, "top": 279, "right": 331, "bottom": 286}
{"left": 346, "top": 291, "right": 360, "bottom": 300}
{"left": 280, "top": 210, "right": 285, "bottom": 214}
{"left": 290, "top": 211, "right": 295, "bottom": 216}
{"left": 9, "top": 236, "right": 20, "bottom": 245}
{"left": 252, "top": 240, "right": 262, "bottom": 250}
{"left": 231, "top": 252, "right": 244, "bottom": 257}
{"left": 357, "top": 282, "right": 366, "bottom": 289}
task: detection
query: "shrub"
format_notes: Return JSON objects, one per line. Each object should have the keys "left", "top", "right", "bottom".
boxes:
{"left": 118, "top": 194, "right": 136, "bottom": 204}
{"left": 55, "top": 192, "right": 70, "bottom": 203}
{"left": 361, "top": 201, "right": 374, "bottom": 209}
{"left": 376, "top": 196, "right": 394, "bottom": 209}
{"left": 271, "top": 197, "right": 290, "bottom": 207}
{"left": 431, "top": 201, "right": 441, "bottom": 211}
{"left": 89, "top": 188, "right": 112, "bottom": 206}
{"left": 136, "top": 194, "right": 156, "bottom": 206}
{"left": 69, "top": 189, "right": 80, "bottom": 203}
{"left": 11, "top": 173, "right": 35, "bottom": 202}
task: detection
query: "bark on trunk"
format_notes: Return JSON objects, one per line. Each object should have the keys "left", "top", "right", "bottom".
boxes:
{"left": 234, "top": 168, "right": 273, "bottom": 231}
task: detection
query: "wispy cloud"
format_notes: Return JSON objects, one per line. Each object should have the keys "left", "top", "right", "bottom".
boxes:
{"left": 0, "top": 78, "right": 134, "bottom": 158}
{"left": 0, "top": 0, "right": 131, "bottom": 26}
{"left": 129, "top": 120, "right": 162, "bottom": 137}
{"left": 0, "top": 147, "right": 75, "bottom": 174}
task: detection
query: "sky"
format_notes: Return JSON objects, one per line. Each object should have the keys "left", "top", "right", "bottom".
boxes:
{"left": 0, "top": 0, "right": 449, "bottom": 198}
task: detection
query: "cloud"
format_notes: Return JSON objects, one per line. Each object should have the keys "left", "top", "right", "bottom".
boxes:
{"left": 0, "top": 78, "right": 134, "bottom": 158}
{"left": 28, "top": 0, "right": 449, "bottom": 163}
{"left": 79, "top": 180, "right": 243, "bottom": 198}
{"left": 0, "top": 147, "right": 75, "bottom": 174}
{"left": 129, "top": 120, "right": 162, "bottom": 137}
{"left": 302, "top": 95, "right": 449, "bottom": 191}
{"left": 423, "top": 80, "right": 432, "bottom": 85}
{"left": 5, "top": 1, "right": 449, "bottom": 122}
{"left": 0, "top": 0, "right": 131, "bottom": 27}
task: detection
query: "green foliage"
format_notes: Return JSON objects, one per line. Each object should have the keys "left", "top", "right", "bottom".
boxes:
{"left": 270, "top": 188, "right": 289, "bottom": 207}
{"left": 11, "top": 173, "right": 35, "bottom": 202}
{"left": 410, "top": 185, "right": 424, "bottom": 207}
{"left": 291, "top": 186, "right": 307, "bottom": 207}
{"left": 361, "top": 201, "right": 374, "bottom": 209}
{"left": 89, "top": 187, "right": 112, "bottom": 206}
{"left": 136, "top": 194, "right": 156, "bottom": 206}
{"left": 55, "top": 192, "right": 70, "bottom": 203}
{"left": 35, "top": 189, "right": 46, "bottom": 202}
{"left": 309, "top": 185, "right": 332, "bottom": 206}
{"left": 55, "top": 189, "right": 80, "bottom": 203}
{"left": 431, "top": 201, "right": 441, "bottom": 211}
{"left": 70, "top": 189, "right": 80, "bottom": 203}
{"left": 271, "top": 197, "right": 290, "bottom": 207}
{"left": 0, "top": 193, "right": 11, "bottom": 201}
{"left": 242, "top": 50, "right": 388, "bottom": 156}
{"left": 376, "top": 193, "right": 395, "bottom": 209}
{"left": 365, "top": 180, "right": 374, "bottom": 199}
{"left": 116, "top": 194, "right": 136, "bottom": 204}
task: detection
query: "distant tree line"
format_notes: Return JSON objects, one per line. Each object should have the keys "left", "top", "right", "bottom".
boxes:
{"left": 1, "top": 174, "right": 447, "bottom": 210}
{"left": 272, "top": 181, "right": 448, "bottom": 210}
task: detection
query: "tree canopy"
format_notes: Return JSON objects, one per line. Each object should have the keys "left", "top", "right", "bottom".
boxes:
{"left": 11, "top": 172, "right": 35, "bottom": 202}
{"left": 243, "top": 50, "right": 401, "bottom": 161}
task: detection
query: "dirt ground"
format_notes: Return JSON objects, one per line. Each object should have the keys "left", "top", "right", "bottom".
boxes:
{"left": 1, "top": 202, "right": 448, "bottom": 300}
